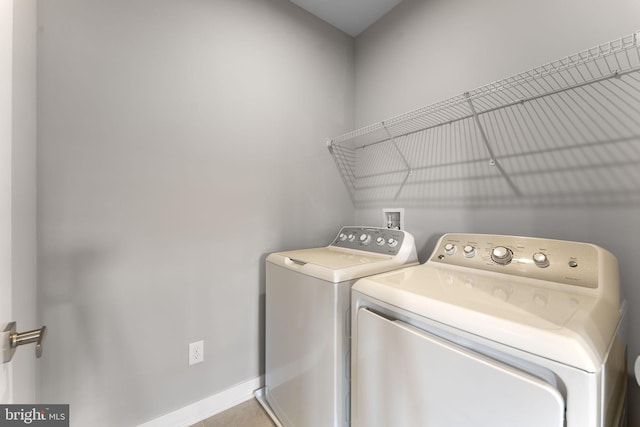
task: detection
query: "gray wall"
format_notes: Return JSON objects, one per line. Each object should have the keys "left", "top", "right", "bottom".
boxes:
{"left": 355, "top": 0, "right": 640, "bottom": 127}
{"left": 36, "top": 0, "right": 640, "bottom": 424}
{"left": 37, "top": 1, "right": 354, "bottom": 425}
{"left": 353, "top": 0, "right": 640, "bottom": 423}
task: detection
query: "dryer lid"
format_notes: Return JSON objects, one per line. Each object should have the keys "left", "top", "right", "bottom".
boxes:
{"left": 353, "top": 264, "right": 623, "bottom": 372}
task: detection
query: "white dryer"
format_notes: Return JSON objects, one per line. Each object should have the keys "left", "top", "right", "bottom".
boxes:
{"left": 351, "top": 233, "right": 627, "bottom": 427}
{"left": 261, "top": 226, "right": 418, "bottom": 427}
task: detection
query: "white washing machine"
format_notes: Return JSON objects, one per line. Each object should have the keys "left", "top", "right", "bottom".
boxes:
{"left": 351, "top": 233, "right": 627, "bottom": 427}
{"left": 259, "top": 226, "right": 418, "bottom": 427}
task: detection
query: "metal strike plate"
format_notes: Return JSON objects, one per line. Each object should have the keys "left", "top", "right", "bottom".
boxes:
{"left": 2, "top": 322, "right": 17, "bottom": 363}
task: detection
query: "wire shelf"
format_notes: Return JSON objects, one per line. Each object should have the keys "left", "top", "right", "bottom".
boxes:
{"left": 328, "top": 31, "right": 640, "bottom": 208}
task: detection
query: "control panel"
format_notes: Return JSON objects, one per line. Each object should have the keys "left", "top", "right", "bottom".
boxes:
{"left": 430, "top": 233, "right": 600, "bottom": 288}
{"left": 331, "top": 227, "right": 407, "bottom": 256}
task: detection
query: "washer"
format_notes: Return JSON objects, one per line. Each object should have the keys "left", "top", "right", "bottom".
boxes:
{"left": 351, "top": 233, "right": 627, "bottom": 427}
{"left": 260, "top": 226, "right": 418, "bottom": 427}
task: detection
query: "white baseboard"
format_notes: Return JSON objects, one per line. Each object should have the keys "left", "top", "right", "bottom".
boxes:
{"left": 137, "top": 376, "right": 263, "bottom": 427}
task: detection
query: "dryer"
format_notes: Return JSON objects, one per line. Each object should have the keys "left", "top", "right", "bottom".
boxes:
{"left": 351, "top": 233, "right": 627, "bottom": 427}
{"left": 260, "top": 226, "right": 418, "bottom": 427}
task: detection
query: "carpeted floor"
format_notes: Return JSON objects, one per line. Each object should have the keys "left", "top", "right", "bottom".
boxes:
{"left": 189, "top": 398, "right": 275, "bottom": 427}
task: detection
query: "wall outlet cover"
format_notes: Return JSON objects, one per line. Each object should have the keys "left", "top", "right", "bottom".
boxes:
{"left": 189, "top": 341, "right": 204, "bottom": 366}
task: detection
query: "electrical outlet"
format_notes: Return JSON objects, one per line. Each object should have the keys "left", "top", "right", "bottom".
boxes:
{"left": 189, "top": 341, "right": 204, "bottom": 366}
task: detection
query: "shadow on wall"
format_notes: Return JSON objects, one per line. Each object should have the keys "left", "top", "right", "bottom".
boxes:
{"left": 39, "top": 247, "right": 150, "bottom": 425}
{"left": 415, "top": 232, "right": 444, "bottom": 263}
{"left": 330, "top": 31, "right": 640, "bottom": 211}
{"left": 627, "top": 375, "right": 639, "bottom": 425}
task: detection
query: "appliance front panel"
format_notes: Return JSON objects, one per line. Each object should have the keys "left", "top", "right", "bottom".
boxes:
{"left": 265, "top": 263, "right": 352, "bottom": 427}
{"left": 352, "top": 308, "right": 565, "bottom": 427}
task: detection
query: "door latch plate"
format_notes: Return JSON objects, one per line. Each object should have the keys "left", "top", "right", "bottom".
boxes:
{"left": 2, "top": 322, "right": 17, "bottom": 363}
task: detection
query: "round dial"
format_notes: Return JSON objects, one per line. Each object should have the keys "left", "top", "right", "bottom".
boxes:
{"left": 359, "top": 233, "right": 371, "bottom": 245}
{"left": 491, "top": 246, "right": 513, "bottom": 265}
{"left": 463, "top": 245, "right": 476, "bottom": 258}
{"left": 387, "top": 238, "right": 398, "bottom": 248}
{"left": 347, "top": 233, "right": 356, "bottom": 242}
{"left": 444, "top": 243, "right": 456, "bottom": 255}
{"left": 376, "top": 236, "right": 385, "bottom": 246}
{"left": 532, "top": 252, "right": 549, "bottom": 268}
{"left": 338, "top": 233, "right": 347, "bottom": 241}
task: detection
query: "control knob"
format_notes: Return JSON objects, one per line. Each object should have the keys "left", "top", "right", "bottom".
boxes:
{"left": 347, "top": 233, "right": 356, "bottom": 242}
{"left": 444, "top": 243, "right": 456, "bottom": 255}
{"left": 533, "top": 252, "right": 550, "bottom": 268}
{"left": 463, "top": 245, "right": 476, "bottom": 258}
{"left": 387, "top": 238, "right": 398, "bottom": 248}
{"left": 359, "top": 233, "right": 371, "bottom": 245}
{"left": 491, "top": 246, "right": 513, "bottom": 265}
{"left": 338, "top": 233, "right": 347, "bottom": 241}
{"left": 376, "top": 236, "right": 385, "bottom": 246}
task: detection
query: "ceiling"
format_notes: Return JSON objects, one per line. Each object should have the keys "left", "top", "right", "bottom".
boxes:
{"left": 290, "top": 0, "right": 404, "bottom": 37}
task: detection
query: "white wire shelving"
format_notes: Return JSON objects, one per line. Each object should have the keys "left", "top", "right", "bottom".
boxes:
{"left": 328, "top": 31, "right": 640, "bottom": 208}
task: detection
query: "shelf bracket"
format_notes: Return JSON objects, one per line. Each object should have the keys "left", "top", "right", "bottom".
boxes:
{"left": 382, "top": 122, "right": 413, "bottom": 200}
{"left": 326, "top": 138, "right": 357, "bottom": 204}
{"left": 465, "top": 92, "right": 522, "bottom": 197}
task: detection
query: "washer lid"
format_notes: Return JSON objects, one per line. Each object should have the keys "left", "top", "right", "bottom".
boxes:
{"left": 353, "top": 264, "right": 622, "bottom": 372}
{"left": 267, "top": 247, "right": 416, "bottom": 283}
{"left": 277, "top": 247, "right": 389, "bottom": 269}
